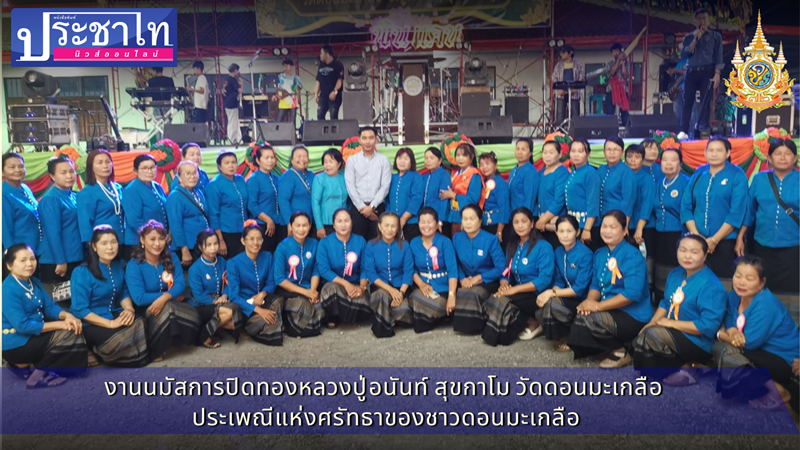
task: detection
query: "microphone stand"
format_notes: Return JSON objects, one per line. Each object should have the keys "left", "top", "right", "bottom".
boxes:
{"left": 248, "top": 48, "right": 263, "bottom": 142}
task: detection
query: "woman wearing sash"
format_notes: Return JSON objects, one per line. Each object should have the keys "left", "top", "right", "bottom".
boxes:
{"left": 246, "top": 143, "right": 286, "bottom": 253}
{"left": 564, "top": 139, "right": 600, "bottom": 250}
{"left": 440, "top": 143, "right": 484, "bottom": 233}
{"left": 653, "top": 148, "right": 690, "bottom": 301}
{"left": 278, "top": 145, "right": 315, "bottom": 234}
{"left": 206, "top": 151, "right": 249, "bottom": 258}
{"left": 70, "top": 226, "right": 149, "bottom": 367}
{"left": 364, "top": 212, "right": 414, "bottom": 337}
{"left": 38, "top": 157, "right": 83, "bottom": 288}
{"left": 535, "top": 141, "right": 570, "bottom": 248}
{"left": 420, "top": 147, "right": 453, "bottom": 237}
{"left": 387, "top": 148, "right": 424, "bottom": 242}
{"left": 592, "top": 137, "right": 636, "bottom": 246}
{"left": 633, "top": 234, "right": 726, "bottom": 385}
{"left": 478, "top": 152, "right": 509, "bottom": 241}
{"left": 166, "top": 161, "right": 210, "bottom": 268}
{"left": 122, "top": 154, "right": 169, "bottom": 259}
{"left": 3, "top": 153, "right": 42, "bottom": 258}
{"left": 77, "top": 149, "right": 125, "bottom": 246}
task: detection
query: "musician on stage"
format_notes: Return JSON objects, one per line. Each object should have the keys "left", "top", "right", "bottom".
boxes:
{"left": 273, "top": 60, "right": 303, "bottom": 129}
{"left": 147, "top": 67, "right": 175, "bottom": 124}
{"left": 604, "top": 44, "right": 630, "bottom": 127}
{"left": 187, "top": 61, "right": 209, "bottom": 124}
{"left": 551, "top": 45, "right": 584, "bottom": 126}
{"left": 223, "top": 64, "right": 243, "bottom": 145}
{"left": 667, "top": 57, "right": 698, "bottom": 132}
{"left": 315, "top": 45, "right": 344, "bottom": 121}
{"left": 677, "top": 8, "right": 723, "bottom": 141}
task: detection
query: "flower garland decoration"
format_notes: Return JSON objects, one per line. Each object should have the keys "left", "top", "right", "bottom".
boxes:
{"left": 439, "top": 133, "right": 474, "bottom": 168}
{"left": 246, "top": 140, "right": 272, "bottom": 172}
{"left": 151, "top": 139, "right": 181, "bottom": 174}
{"left": 340, "top": 136, "right": 362, "bottom": 163}
{"left": 652, "top": 130, "right": 681, "bottom": 157}
{"left": 543, "top": 131, "right": 573, "bottom": 159}
{"left": 55, "top": 144, "right": 88, "bottom": 175}
{"left": 753, "top": 127, "right": 791, "bottom": 162}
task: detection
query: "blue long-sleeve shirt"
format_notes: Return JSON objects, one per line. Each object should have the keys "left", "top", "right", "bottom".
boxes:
{"left": 2, "top": 181, "right": 42, "bottom": 254}
{"left": 655, "top": 173, "right": 690, "bottom": 232}
{"left": 77, "top": 182, "right": 125, "bottom": 243}
{"left": 122, "top": 179, "right": 168, "bottom": 245}
{"left": 273, "top": 237, "right": 319, "bottom": 289}
{"left": 187, "top": 256, "right": 228, "bottom": 307}
{"left": 246, "top": 170, "right": 284, "bottom": 227}
{"left": 2, "top": 276, "right": 64, "bottom": 351}
{"left": 504, "top": 238, "right": 554, "bottom": 291}
{"left": 421, "top": 167, "right": 451, "bottom": 222}
{"left": 453, "top": 230, "right": 505, "bottom": 283}
{"left": 597, "top": 162, "right": 637, "bottom": 222}
{"left": 410, "top": 233, "right": 458, "bottom": 293}
{"left": 482, "top": 175, "right": 510, "bottom": 226}
{"left": 723, "top": 288, "right": 799, "bottom": 365}
{"left": 508, "top": 162, "right": 540, "bottom": 215}
{"left": 590, "top": 241, "right": 653, "bottom": 322}
{"left": 278, "top": 167, "right": 314, "bottom": 225}
{"left": 227, "top": 252, "right": 276, "bottom": 317}
{"left": 629, "top": 169, "right": 655, "bottom": 230}
{"left": 363, "top": 240, "right": 414, "bottom": 288}
{"left": 447, "top": 169, "right": 483, "bottom": 223}
{"left": 124, "top": 253, "right": 186, "bottom": 306}
{"left": 553, "top": 241, "right": 593, "bottom": 299}
{"left": 643, "top": 164, "right": 664, "bottom": 229}
{"left": 317, "top": 233, "right": 367, "bottom": 284}
{"left": 659, "top": 265, "right": 726, "bottom": 353}
{"left": 681, "top": 162, "right": 748, "bottom": 240}
{"left": 165, "top": 185, "right": 209, "bottom": 251}
{"left": 170, "top": 168, "right": 210, "bottom": 194}
{"left": 311, "top": 172, "right": 348, "bottom": 229}
{"left": 744, "top": 170, "right": 799, "bottom": 248}
{"left": 38, "top": 186, "right": 83, "bottom": 265}
{"left": 206, "top": 174, "right": 249, "bottom": 233}
{"left": 69, "top": 261, "right": 131, "bottom": 321}
{"left": 565, "top": 164, "right": 600, "bottom": 229}
{"left": 387, "top": 171, "right": 424, "bottom": 225}
{"left": 537, "top": 165, "right": 570, "bottom": 217}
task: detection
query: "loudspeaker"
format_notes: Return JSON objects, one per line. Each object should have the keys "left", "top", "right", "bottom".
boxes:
{"left": 343, "top": 91, "right": 372, "bottom": 125}
{"left": 260, "top": 121, "right": 296, "bottom": 146}
{"left": 626, "top": 112, "right": 678, "bottom": 138}
{"left": 457, "top": 116, "right": 512, "bottom": 144}
{"left": 461, "top": 92, "right": 491, "bottom": 116}
{"left": 302, "top": 120, "right": 359, "bottom": 146}
{"left": 505, "top": 96, "right": 529, "bottom": 123}
{"left": 569, "top": 115, "right": 619, "bottom": 139}
{"left": 164, "top": 123, "right": 209, "bottom": 147}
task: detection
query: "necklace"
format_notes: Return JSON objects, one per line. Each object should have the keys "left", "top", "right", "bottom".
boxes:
{"left": 12, "top": 275, "right": 34, "bottom": 295}
{"left": 662, "top": 175, "right": 678, "bottom": 190}
{"left": 98, "top": 182, "right": 122, "bottom": 216}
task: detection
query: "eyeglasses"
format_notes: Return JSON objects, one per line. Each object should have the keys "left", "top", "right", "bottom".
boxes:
{"left": 139, "top": 166, "right": 157, "bottom": 172}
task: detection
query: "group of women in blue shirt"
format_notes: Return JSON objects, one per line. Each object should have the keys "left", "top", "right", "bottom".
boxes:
{"left": 2, "top": 136, "right": 798, "bottom": 412}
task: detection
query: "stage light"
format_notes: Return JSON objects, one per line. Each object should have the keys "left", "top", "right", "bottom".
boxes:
{"left": 455, "top": 42, "right": 463, "bottom": 49}
{"left": 464, "top": 57, "right": 487, "bottom": 86}
{"left": 465, "top": 42, "right": 471, "bottom": 50}
{"left": 364, "top": 45, "right": 372, "bottom": 53}
{"left": 548, "top": 39, "right": 556, "bottom": 48}
{"left": 22, "top": 71, "right": 59, "bottom": 99}
{"left": 345, "top": 61, "right": 367, "bottom": 91}
{"left": 371, "top": 44, "right": 378, "bottom": 52}
{"left": 281, "top": 48, "right": 289, "bottom": 56}
{"left": 664, "top": 33, "right": 676, "bottom": 45}
{"left": 556, "top": 39, "right": 565, "bottom": 47}
{"left": 272, "top": 48, "right": 281, "bottom": 56}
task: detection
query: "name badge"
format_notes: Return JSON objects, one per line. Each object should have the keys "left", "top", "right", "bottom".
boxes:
{"left": 670, "top": 189, "right": 679, "bottom": 198}
{"left": 477, "top": 249, "right": 484, "bottom": 257}
{"left": 305, "top": 251, "right": 312, "bottom": 259}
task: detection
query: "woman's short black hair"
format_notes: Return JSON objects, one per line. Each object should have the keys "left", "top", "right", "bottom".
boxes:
{"left": 47, "top": 156, "right": 74, "bottom": 176}
{"left": 133, "top": 154, "right": 157, "bottom": 171}
{"left": 2, "top": 152, "right": 24, "bottom": 170}
{"left": 252, "top": 144, "right": 275, "bottom": 168}
{"left": 216, "top": 150, "right": 237, "bottom": 167}
{"left": 571, "top": 138, "right": 592, "bottom": 155}
{"left": 394, "top": 147, "right": 417, "bottom": 172}
{"left": 321, "top": 148, "right": 344, "bottom": 168}
{"left": 555, "top": 215, "right": 580, "bottom": 233}
{"left": 181, "top": 142, "right": 202, "bottom": 157}
{"left": 624, "top": 144, "right": 645, "bottom": 159}
{"left": 768, "top": 138, "right": 798, "bottom": 157}
{"left": 418, "top": 206, "right": 439, "bottom": 223}
{"left": 3, "top": 243, "right": 33, "bottom": 269}
{"left": 604, "top": 136, "right": 625, "bottom": 151}
{"left": 734, "top": 254, "right": 766, "bottom": 280}
{"left": 289, "top": 211, "right": 312, "bottom": 226}
{"left": 677, "top": 233, "right": 709, "bottom": 255}
{"left": 425, "top": 147, "right": 442, "bottom": 160}
{"left": 460, "top": 204, "right": 483, "bottom": 222}
{"left": 662, "top": 147, "right": 683, "bottom": 163}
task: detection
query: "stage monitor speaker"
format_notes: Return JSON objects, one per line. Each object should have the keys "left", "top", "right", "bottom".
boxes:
{"left": 505, "top": 96, "right": 529, "bottom": 123}
{"left": 260, "top": 121, "right": 296, "bottom": 146}
{"left": 461, "top": 92, "right": 491, "bottom": 116}
{"left": 164, "top": 123, "right": 209, "bottom": 147}
{"left": 302, "top": 119, "right": 359, "bottom": 146}
{"left": 343, "top": 91, "right": 372, "bottom": 125}
{"left": 569, "top": 115, "right": 619, "bottom": 139}
{"left": 734, "top": 94, "right": 795, "bottom": 137}
{"left": 458, "top": 116, "right": 512, "bottom": 144}
{"left": 626, "top": 112, "right": 678, "bottom": 138}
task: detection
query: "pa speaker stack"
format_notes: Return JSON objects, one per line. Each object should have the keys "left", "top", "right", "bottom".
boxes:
{"left": 569, "top": 115, "right": 619, "bottom": 139}
{"left": 626, "top": 112, "right": 678, "bottom": 138}
{"left": 164, "top": 123, "right": 209, "bottom": 147}
{"left": 457, "top": 116, "right": 512, "bottom": 144}
{"left": 302, "top": 120, "right": 359, "bottom": 146}
{"left": 260, "top": 122, "right": 297, "bottom": 146}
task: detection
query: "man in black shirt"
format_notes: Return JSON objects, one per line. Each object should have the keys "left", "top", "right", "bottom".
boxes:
{"left": 147, "top": 67, "right": 175, "bottom": 120}
{"left": 314, "top": 45, "right": 344, "bottom": 120}
{"left": 223, "top": 63, "right": 243, "bottom": 144}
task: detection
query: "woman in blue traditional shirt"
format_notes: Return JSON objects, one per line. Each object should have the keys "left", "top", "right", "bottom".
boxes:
{"left": 122, "top": 154, "right": 169, "bottom": 259}
{"left": 592, "top": 136, "right": 636, "bottom": 246}
{"left": 567, "top": 210, "right": 653, "bottom": 368}
{"left": 247, "top": 144, "right": 285, "bottom": 253}
{"left": 187, "top": 229, "right": 246, "bottom": 349}
{"left": 653, "top": 148, "right": 690, "bottom": 301}
{"left": 626, "top": 144, "right": 656, "bottom": 300}
{"left": 167, "top": 161, "right": 210, "bottom": 268}
{"left": 565, "top": 139, "right": 600, "bottom": 249}
{"left": 3, "top": 153, "right": 42, "bottom": 258}
{"left": 736, "top": 139, "right": 799, "bottom": 322}
{"left": 2, "top": 244, "right": 87, "bottom": 388}
{"left": 278, "top": 145, "right": 315, "bottom": 232}
{"left": 482, "top": 207, "right": 554, "bottom": 346}
{"left": 536, "top": 215, "right": 594, "bottom": 352}
{"left": 713, "top": 256, "right": 799, "bottom": 413}
{"left": 312, "top": 149, "right": 348, "bottom": 238}
{"left": 70, "top": 226, "right": 148, "bottom": 367}
{"left": 439, "top": 143, "right": 484, "bottom": 229}
{"left": 408, "top": 207, "right": 459, "bottom": 333}
{"left": 170, "top": 142, "right": 210, "bottom": 193}
{"left": 452, "top": 205, "right": 505, "bottom": 335}
{"left": 38, "top": 157, "right": 83, "bottom": 287}
{"left": 77, "top": 149, "right": 125, "bottom": 246}
{"left": 633, "top": 234, "right": 726, "bottom": 385}
{"left": 508, "top": 138, "right": 540, "bottom": 216}
{"left": 317, "top": 209, "right": 371, "bottom": 326}
{"left": 387, "top": 148, "right": 423, "bottom": 242}
{"left": 421, "top": 148, "right": 453, "bottom": 237}
{"left": 227, "top": 222, "right": 283, "bottom": 346}
{"left": 641, "top": 139, "right": 665, "bottom": 186}
{"left": 125, "top": 220, "right": 201, "bottom": 362}
{"left": 206, "top": 151, "right": 249, "bottom": 258}
{"left": 274, "top": 211, "right": 323, "bottom": 337}
{"left": 535, "top": 141, "right": 570, "bottom": 248}
{"left": 478, "top": 152, "right": 509, "bottom": 241}
{"left": 364, "top": 212, "right": 414, "bottom": 337}
{"left": 681, "top": 136, "right": 748, "bottom": 289}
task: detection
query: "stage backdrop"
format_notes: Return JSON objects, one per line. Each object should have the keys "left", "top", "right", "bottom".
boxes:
{"left": 14, "top": 136, "right": 800, "bottom": 198}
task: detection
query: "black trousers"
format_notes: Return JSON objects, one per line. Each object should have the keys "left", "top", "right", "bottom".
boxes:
{"left": 193, "top": 108, "right": 207, "bottom": 123}
{"left": 222, "top": 232, "right": 244, "bottom": 259}
{"left": 555, "top": 96, "right": 581, "bottom": 125}
{"left": 317, "top": 95, "right": 342, "bottom": 120}
{"left": 351, "top": 204, "right": 386, "bottom": 241}
{"left": 262, "top": 225, "right": 288, "bottom": 254}
{"left": 277, "top": 108, "right": 297, "bottom": 125}
{"left": 39, "top": 261, "right": 81, "bottom": 285}
{"left": 681, "top": 66, "right": 714, "bottom": 133}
